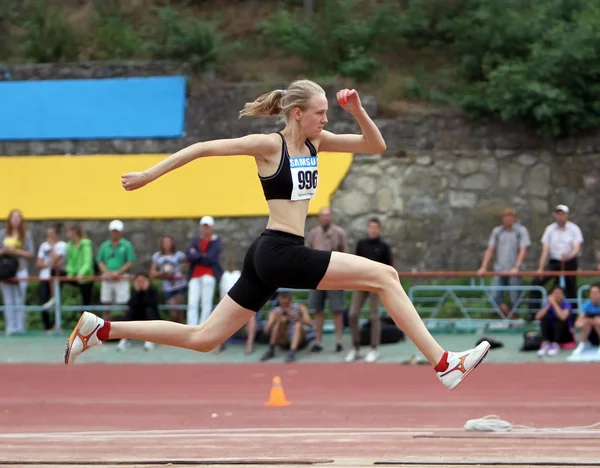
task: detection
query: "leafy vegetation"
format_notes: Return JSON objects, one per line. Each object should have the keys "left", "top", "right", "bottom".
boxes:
{"left": 19, "top": 1, "right": 80, "bottom": 63}
{"left": 2, "top": 0, "right": 600, "bottom": 136}
{"left": 260, "top": 0, "right": 398, "bottom": 82}
{"left": 394, "top": 0, "right": 600, "bottom": 136}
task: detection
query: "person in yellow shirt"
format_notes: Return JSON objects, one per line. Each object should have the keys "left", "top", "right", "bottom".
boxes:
{"left": 0, "top": 209, "right": 34, "bottom": 335}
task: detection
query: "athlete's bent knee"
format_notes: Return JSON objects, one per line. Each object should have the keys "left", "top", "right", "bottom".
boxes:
{"left": 193, "top": 339, "right": 220, "bottom": 353}
{"left": 190, "top": 326, "right": 221, "bottom": 353}
{"left": 376, "top": 265, "right": 400, "bottom": 292}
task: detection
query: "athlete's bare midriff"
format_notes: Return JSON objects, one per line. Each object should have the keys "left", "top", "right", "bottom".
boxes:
{"left": 265, "top": 198, "right": 310, "bottom": 236}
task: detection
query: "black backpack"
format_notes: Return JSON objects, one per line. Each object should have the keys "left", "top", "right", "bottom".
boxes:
{"left": 0, "top": 254, "right": 18, "bottom": 280}
{"left": 360, "top": 316, "right": 405, "bottom": 346}
{"left": 520, "top": 331, "right": 543, "bottom": 352}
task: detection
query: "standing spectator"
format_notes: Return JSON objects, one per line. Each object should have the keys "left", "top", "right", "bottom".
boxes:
{"left": 217, "top": 256, "right": 249, "bottom": 353}
{"left": 571, "top": 283, "right": 600, "bottom": 356}
{"left": 36, "top": 223, "right": 67, "bottom": 330}
{"left": 117, "top": 272, "right": 159, "bottom": 352}
{"left": 0, "top": 209, "right": 34, "bottom": 335}
{"left": 151, "top": 235, "right": 187, "bottom": 324}
{"left": 306, "top": 206, "right": 348, "bottom": 353}
{"left": 219, "top": 255, "right": 241, "bottom": 301}
{"left": 186, "top": 216, "right": 223, "bottom": 325}
{"left": 96, "top": 220, "right": 136, "bottom": 320}
{"left": 477, "top": 208, "right": 531, "bottom": 318}
{"left": 65, "top": 225, "right": 95, "bottom": 307}
{"left": 536, "top": 285, "right": 576, "bottom": 356}
{"left": 529, "top": 205, "right": 583, "bottom": 316}
{"left": 345, "top": 217, "right": 393, "bottom": 363}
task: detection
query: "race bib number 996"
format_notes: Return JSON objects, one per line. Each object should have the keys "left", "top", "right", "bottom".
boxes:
{"left": 289, "top": 156, "right": 318, "bottom": 201}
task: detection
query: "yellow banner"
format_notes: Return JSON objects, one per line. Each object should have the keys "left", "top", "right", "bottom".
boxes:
{"left": 0, "top": 153, "right": 353, "bottom": 219}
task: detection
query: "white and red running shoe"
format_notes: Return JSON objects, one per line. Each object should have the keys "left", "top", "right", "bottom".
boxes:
{"left": 64, "top": 312, "right": 105, "bottom": 365}
{"left": 437, "top": 340, "right": 491, "bottom": 390}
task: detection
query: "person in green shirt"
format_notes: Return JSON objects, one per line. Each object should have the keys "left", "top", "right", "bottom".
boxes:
{"left": 96, "top": 220, "right": 136, "bottom": 320}
{"left": 65, "top": 225, "right": 95, "bottom": 306}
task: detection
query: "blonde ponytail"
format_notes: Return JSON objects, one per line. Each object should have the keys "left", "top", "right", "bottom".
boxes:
{"left": 239, "top": 80, "right": 326, "bottom": 122}
{"left": 239, "top": 89, "right": 286, "bottom": 118}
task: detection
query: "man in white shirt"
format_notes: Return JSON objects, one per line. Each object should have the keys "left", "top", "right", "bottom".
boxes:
{"left": 529, "top": 205, "right": 584, "bottom": 318}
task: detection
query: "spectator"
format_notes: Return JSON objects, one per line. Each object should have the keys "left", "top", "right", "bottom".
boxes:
{"left": 345, "top": 217, "right": 393, "bottom": 363}
{"left": 571, "top": 283, "right": 600, "bottom": 356}
{"left": 36, "top": 223, "right": 67, "bottom": 330}
{"left": 117, "top": 272, "right": 159, "bottom": 352}
{"left": 65, "top": 224, "right": 95, "bottom": 307}
{"left": 306, "top": 206, "right": 348, "bottom": 353}
{"left": 186, "top": 216, "right": 223, "bottom": 326}
{"left": 219, "top": 255, "right": 241, "bottom": 301}
{"left": 530, "top": 205, "right": 583, "bottom": 316}
{"left": 217, "top": 256, "right": 251, "bottom": 353}
{"left": 536, "top": 285, "right": 576, "bottom": 356}
{"left": 477, "top": 208, "right": 531, "bottom": 318}
{"left": 259, "top": 290, "right": 313, "bottom": 363}
{"left": 243, "top": 314, "right": 258, "bottom": 355}
{"left": 0, "top": 209, "right": 34, "bottom": 336}
{"left": 151, "top": 235, "right": 187, "bottom": 324}
{"left": 96, "top": 220, "right": 136, "bottom": 320}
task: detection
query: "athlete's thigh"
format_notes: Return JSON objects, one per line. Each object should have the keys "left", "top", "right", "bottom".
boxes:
{"left": 228, "top": 236, "right": 277, "bottom": 312}
{"left": 316, "top": 251, "right": 395, "bottom": 293}
{"left": 197, "top": 294, "right": 256, "bottom": 346}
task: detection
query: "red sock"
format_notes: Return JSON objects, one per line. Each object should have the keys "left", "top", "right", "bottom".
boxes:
{"left": 97, "top": 321, "right": 111, "bottom": 341}
{"left": 434, "top": 351, "right": 449, "bottom": 372}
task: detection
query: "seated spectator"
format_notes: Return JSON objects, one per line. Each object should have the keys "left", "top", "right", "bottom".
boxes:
{"left": 572, "top": 283, "right": 600, "bottom": 356}
{"left": 117, "top": 272, "right": 159, "bottom": 352}
{"left": 260, "top": 290, "right": 313, "bottom": 363}
{"left": 536, "top": 285, "right": 576, "bottom": 356}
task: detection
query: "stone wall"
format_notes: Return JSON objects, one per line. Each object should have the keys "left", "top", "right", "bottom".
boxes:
{"left": 2, "top": 62, "right": 599, "bottom": 274}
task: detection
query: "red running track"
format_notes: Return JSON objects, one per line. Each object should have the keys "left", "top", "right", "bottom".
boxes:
{"left": 0, "top": 362, "right": 598, "bottom": 465}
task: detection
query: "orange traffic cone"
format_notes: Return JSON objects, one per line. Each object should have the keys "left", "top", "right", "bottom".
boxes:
{"left": 264, "top": 376, "right": 291, "bottom": 407}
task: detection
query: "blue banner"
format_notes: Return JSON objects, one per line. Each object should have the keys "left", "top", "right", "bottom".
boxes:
{"left": 0, "top": 76, "right": 186, "bottom": 140}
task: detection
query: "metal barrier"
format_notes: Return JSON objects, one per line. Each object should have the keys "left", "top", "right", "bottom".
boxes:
{"left": 578, "top": 284, "right": 591, "bottom": 309}
{"left": 408, "top": 284, "right": 548, "bottom": 323}
{"left": 0, "top": 270, "right": 598, "bottom": 331}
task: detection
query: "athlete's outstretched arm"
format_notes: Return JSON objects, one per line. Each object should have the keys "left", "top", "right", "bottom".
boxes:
{"left": 317, "top": 89, "right": 386, "bottom": 155}
{"left": 121, "top": 134, "right": 275, "bottom": 191}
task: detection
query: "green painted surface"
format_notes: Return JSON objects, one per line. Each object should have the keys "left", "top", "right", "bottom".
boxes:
{"left": 0, "top": 329, "right": 576, "bottom": 364}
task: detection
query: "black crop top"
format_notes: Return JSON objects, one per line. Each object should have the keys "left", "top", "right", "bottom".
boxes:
{"left": 259, "top": 132, "right": 319, "bottom": 201}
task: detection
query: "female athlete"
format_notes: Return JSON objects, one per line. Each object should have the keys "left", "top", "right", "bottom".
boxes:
{"left": 64, "top": 79, "right": 489, "bottom": 390}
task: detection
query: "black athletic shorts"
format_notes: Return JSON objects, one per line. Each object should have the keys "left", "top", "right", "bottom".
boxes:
{"left": 228, "top": 229, "right": 332, "bottom": 312}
